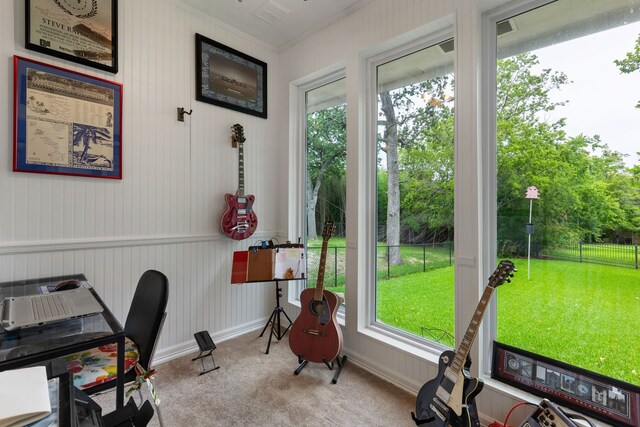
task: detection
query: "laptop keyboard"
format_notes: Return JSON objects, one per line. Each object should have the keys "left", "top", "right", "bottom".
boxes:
{"left": 31, "top": 293, "right": 72, "bottom": 321}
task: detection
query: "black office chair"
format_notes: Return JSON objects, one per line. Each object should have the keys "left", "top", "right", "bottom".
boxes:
{"left": 65, "top": 270, "right": 169, "bottom": 424}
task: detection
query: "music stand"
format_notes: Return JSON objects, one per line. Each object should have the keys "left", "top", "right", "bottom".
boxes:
{"left": 192, "top": 331, "right": 219, "bottom": 375}
{"left": 259, "top": 279, "right": 297, "bottom": 354}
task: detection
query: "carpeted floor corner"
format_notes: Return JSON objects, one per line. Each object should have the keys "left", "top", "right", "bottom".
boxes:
{"left": 95, "top": 330, "right": 417, "bottom": 426}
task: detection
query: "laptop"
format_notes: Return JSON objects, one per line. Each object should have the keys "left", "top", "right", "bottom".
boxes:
{"left": 1, "top": 287, "right": 103, "bottom": 332}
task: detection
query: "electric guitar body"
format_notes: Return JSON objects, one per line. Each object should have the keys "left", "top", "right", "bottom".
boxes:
{"left": 220, "top": 192, "right": 257, "bottom": 240}
{"left": 220, "top": 124, "right": 258, "bottom": 241}
{"left": 289, "top": 221, "right": 343, "bottom": 364}
{"left": 414, "top": 350, "right": 482, "bottom": 427}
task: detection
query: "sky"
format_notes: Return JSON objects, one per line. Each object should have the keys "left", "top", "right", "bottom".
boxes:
{"left": 532, "top": 21, "right": 640, "bottom": 167}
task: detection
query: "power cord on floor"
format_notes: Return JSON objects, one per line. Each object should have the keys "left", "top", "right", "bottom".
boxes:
{"left": 487, "top": 401, "right": 538, "bottom": 427}
{"left": 488, "top": 400, "right": 596, "bottom": 427}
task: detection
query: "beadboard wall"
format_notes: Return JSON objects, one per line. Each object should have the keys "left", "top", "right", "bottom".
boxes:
{"left": 0, "top": 0, "right": 286, "bottom": 361}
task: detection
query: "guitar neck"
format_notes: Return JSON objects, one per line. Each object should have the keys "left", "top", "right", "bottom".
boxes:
{"left": 450, "top": 284, "right": 496, "bottom": 373}
{"left": 238, "top": 143, "right": 245, "bottom": 197}
{"left": 313, "top": 239, "right": 329, "bottom": 301}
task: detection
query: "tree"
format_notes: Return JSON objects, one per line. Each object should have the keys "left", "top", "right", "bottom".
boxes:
{"left": 378, "top": 76, "right": 452, "bottom": 264}
{"left": 614, "top": 33, "right": 640, "bottom": 108}
{"left": 496, "top": 53, "right": 640, "bottom": 253}
{"left": 399, "top": 92, "right": 455, "bottom": 244}
{"left": 306, "top": 105, "right": 347, "bottom": 240}
{"left": 73, "top": 124, "right": 112, "bottom": 165}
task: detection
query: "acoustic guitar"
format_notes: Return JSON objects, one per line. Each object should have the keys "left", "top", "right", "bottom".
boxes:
{"left": 289, "top": 221, "right": 343, "bottom": 364}
{"left": 412, "top": 260, "right": 516, "bottom": 427}
{"left": 220, "top": 124, "right": 258, "bottom": 240}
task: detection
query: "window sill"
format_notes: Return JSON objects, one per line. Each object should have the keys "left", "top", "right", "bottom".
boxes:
{"left": 482, "top": 377, "right": 539, "bottom": 403}
{"left": 287, "top": 296, "right": 347, "bottom": 327}
{"left": 359, "top": 323, "right": 444, "bottom": 365}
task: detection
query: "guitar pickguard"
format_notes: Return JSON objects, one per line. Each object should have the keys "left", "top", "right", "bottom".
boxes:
{"left": 309, "top": 297, "right": 331, "bottom": 326}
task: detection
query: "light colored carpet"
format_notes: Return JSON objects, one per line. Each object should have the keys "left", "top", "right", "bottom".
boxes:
{"left": 95, "top": 329, "right": 417, "bottom": 426}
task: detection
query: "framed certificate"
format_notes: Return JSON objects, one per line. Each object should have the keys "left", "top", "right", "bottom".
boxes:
{"left": 14, "top": 56, "right": 122, "bottom": 179}
{"left": 26, "top": 0, "right": 118, "bottom": 73}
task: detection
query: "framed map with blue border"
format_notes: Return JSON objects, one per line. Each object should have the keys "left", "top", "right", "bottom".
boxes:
{"left": 195, "top": 33, "right": 267, "bottom": 119}
{"left": 13, "top": 56, "right": 122, "bottom": 179}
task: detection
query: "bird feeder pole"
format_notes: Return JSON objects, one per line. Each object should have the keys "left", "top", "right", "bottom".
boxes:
{"left": 524, "top": 186, "right": 539, "bottom": 280}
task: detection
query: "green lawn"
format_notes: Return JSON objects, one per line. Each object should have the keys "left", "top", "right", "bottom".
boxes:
{"left": 378, "top": 260, "right": 640, "bottom": 386}
{"left": 496, "top": 259, "right": 640, "bottom": 386}
{"left": 304, "top": 240, "right": 640, "bottom": 385}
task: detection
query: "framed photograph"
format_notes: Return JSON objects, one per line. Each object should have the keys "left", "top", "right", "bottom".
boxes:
{"left": 14, "top": 56, "right": 122, "bottom": 179}
{"left": 196, "top": 33, "right": 267, "bottom": 119}
{"left": 26, "top": 0, "right": 118, "bottom": 73}
{"left": 493, "top": 341, "right": 640, "bottom": 426}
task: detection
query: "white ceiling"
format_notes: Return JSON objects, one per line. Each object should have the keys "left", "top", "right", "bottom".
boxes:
{"left": 181, "top": 0, "right": 373, "bottom": 50}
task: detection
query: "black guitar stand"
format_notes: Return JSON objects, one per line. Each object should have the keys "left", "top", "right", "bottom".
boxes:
{"left": 294, "top": 354, "right": 347, "bottom": 384}
{"left": 259, "top": 280, "right": 294, "bottom": 354}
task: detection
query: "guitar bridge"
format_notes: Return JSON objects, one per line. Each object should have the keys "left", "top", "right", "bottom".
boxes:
{"left": 303, "top": 329, "right": 326, "bottom": 336}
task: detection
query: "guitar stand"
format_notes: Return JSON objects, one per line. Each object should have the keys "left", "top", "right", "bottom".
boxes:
{"left": 259, "top": 280, "right": 293, "bottom": 354}
{"left": 294, "top": 354, "right": 347, "bottom": 384}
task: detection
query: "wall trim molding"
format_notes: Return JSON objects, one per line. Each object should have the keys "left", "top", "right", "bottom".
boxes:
{"left": 0, "top": 231, "right": 278, "bottom": 256}
{"left": 153, "top": 319, "right": 266, "bottom": 366}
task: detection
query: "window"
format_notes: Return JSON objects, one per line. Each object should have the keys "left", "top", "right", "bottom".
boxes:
{"left": 305, "top": 78, "right": 347, "bottom": 305}
{"left": 374, "top": 37, "right": 456, "bottom": 346}
{"left": 491, "top": 0, "right": 640, "bottom": 386}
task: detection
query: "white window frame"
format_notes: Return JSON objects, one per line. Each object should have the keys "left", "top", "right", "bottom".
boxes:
{"left": 288, "top": 65, "right": 346, "bottom": 305}
{"left": 480, "top": 0, "right": 587, "bottom": 378}
{"left": 359, "top": 27, "right": 456, "bottom": 354}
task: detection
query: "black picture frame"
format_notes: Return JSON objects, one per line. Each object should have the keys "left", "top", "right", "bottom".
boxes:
{"left": 14, "top": 56, "right": 123, "bottom": 179}
{"left": 26, "top": 0, "right": 118, "bottom": 73}
{"left": 492, "top": 341, "right": 640, "bottom": 426}
{"left": 195, "top": 33, "right": 267, "bottom": 119}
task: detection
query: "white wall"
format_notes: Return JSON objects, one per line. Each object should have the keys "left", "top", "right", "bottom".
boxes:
{"left": 1, "top": 0, "right": 287, "bottom": 360}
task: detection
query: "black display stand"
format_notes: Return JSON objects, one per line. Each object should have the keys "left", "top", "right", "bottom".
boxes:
{"left": 294, "top": 354, "right": 347, "bottom": 384}
{"left": 258, "top": 279, "right": 302, "bottom": 354}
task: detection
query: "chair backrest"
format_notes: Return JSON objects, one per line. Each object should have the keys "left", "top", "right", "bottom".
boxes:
{"left": 124, "top": 270, "right": 169, "bottom": 370}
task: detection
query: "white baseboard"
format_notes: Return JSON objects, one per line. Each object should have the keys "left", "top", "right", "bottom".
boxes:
{"left": 343, "top": 348, "right": 494, "bottom": 426}
{"left": 152, "top": 318, "right": 267, "bottom": 365}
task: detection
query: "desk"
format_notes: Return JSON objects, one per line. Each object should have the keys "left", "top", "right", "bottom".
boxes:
{"left": 0, "top": 274, "right": 126, "bottom": 410}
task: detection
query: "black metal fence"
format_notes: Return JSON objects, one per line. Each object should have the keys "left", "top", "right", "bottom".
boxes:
{"left": 540, "top": 241, "right": 639, "bottom": 269}
{"left": 306, "top": 242, "right": 453, "bottom": 288}
{"left": 306, "top": 241, "right": 638, "bottom": 288}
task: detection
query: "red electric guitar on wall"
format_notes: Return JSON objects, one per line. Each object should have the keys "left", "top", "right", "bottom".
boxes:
{"left": 220, "top": 124, "right": 258, "bottom": 240}
{"left": 289, "top": 221, "right": 343, "bottom": 365}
